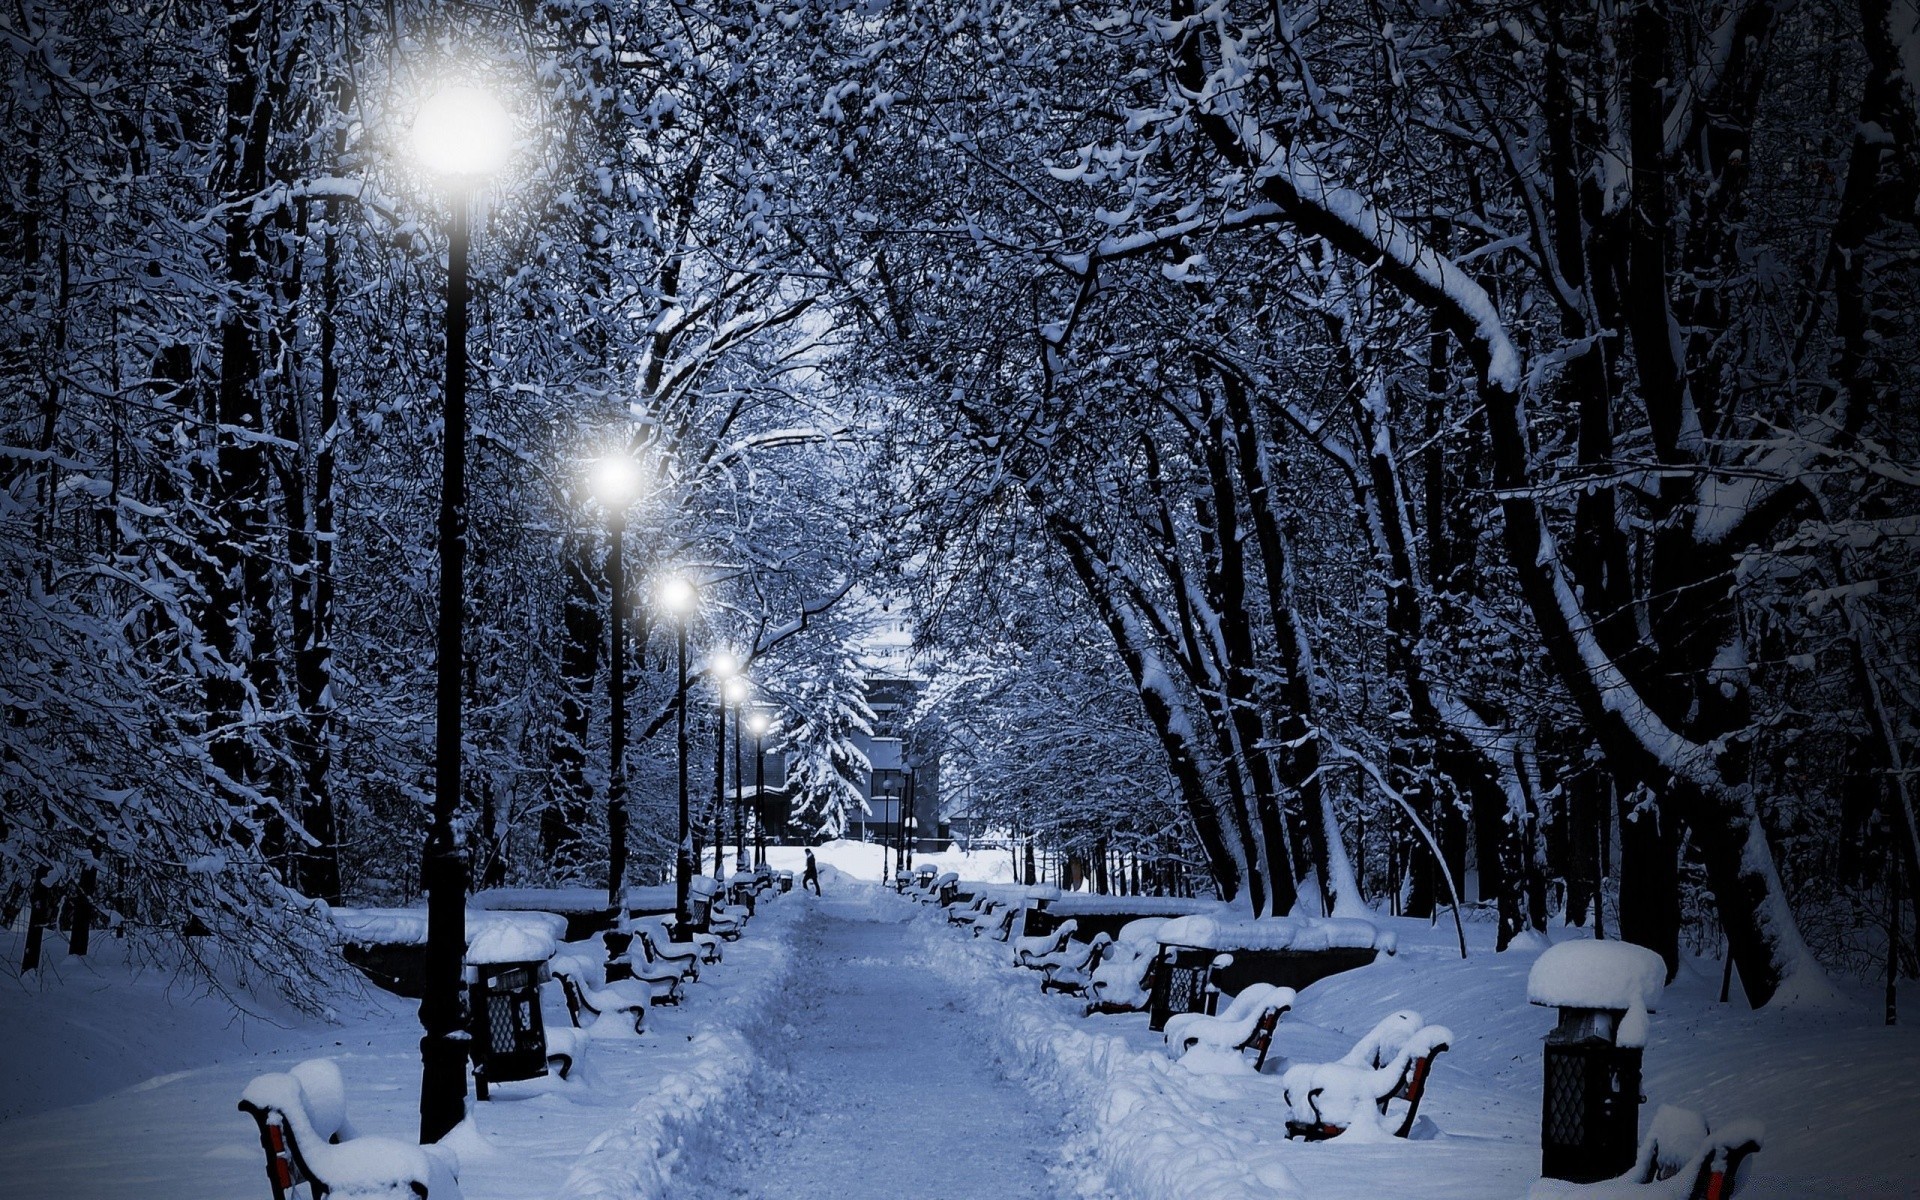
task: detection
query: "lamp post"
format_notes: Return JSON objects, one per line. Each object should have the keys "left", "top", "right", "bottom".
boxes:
{"left": 412, "top": 82, "right": 511, "bottom": 1147}
{"left": 748, "top": 711, "right": 769, "bottom": 867}
{"left": 660, "top": 575, "right": 696, "bottom": 934}
{"left": 904, "top": 765, "right": 918, "bottom": 872}
{"left": 589, "top": 455, "right": 640, "bottom": 908}
{"left": 728, "top": 678, "right": 748, "bottom": 875}
{"left": 709, "top": 653, "right": 736, "bottom": 881}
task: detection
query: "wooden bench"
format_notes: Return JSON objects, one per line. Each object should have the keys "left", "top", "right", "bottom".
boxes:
{"left": 552, "top": 965, "right": 649, "bottom": 1034}
{"left": 599, "top": 933, "right": 686, "bottom": 1003}
{"left": 239, "top": 1059, "right": 457, "bottom": 1199}
{"left": 1039, "top": 933, "right": 1112, "bottom": 996}
{"left": 637, "top": 928, "right": 701, "bottom": 980}
{"left": 1163, "top": 983, "right": 1296, "bottom": 1072}
{"left": 648, "top": 915, "right": 722, "bottom": 964}
{"left": 1282, "top": 1021, "right": 1451, "bottom": 1140}
{"left": 1532, "top": 1108, "right": 1763, "bottom": 1199}
{"left": 1013, "top": 918, "right": 1080, "bottom": 967}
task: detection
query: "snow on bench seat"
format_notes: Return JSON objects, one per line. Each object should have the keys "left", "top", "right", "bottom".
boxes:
{"left": 1163, "top": 983, "right": 1297, "bottom": 1071}
{"left": 239, "top": 1060, "right": 463, "bottom": 1199}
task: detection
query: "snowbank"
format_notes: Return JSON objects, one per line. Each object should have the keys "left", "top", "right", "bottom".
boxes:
{"left": 470, "top": 887, "right": 614, "bottom": 914}
{"left": 1526, "top": 940, "right": 1665, "bottom": 1013}
{"left": 904, "top": 907, "right": 1308, "bottom": 1199}
{"left": 326, "top": 907, "right": 567, "bottom": 949}
{"left": 1044, "top": 895, "right": 1217, "bottom": 918}
{"left": 1155, "top": 914, "right": 1395, "bottom": 955}
{"left": 550, "top": 895, "right": 805, "bottom": 1200}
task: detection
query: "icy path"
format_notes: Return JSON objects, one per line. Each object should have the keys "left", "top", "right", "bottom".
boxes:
{"left": 668, "top": 893, "right": 1071, "bottom": 1200}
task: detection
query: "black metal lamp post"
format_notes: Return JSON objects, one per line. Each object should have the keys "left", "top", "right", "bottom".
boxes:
{"left": 412, "top": 82, "right": 510, "bottom": 1147}
{"left": 590, "top": 455, "right": 641, "bottom": 909}
{"left": 748, "top": 711, "right": 769, "bottom": 866}
{"left": 709, "top": 654, "right": 736, "bottom": 881}
{"left": 904, "top": 765, "right": 918, "bottom": 872}
{"left": 660, "top": 576, "right": 695, "bottom": 934}
{"left": 729, "top": 680, "right": 748, "bottom": 875}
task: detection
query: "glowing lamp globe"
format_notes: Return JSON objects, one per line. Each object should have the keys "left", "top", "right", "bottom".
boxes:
{"left": 747, "top": 713, "right": 770, "bottom": 735}
{"left": 660, "top": 576, "right": 696, "bottom": 613}
{"left": 413, "top": 85, "right": 512, "bottom": 180}
{"left": 725, "top": 677, "right": 748, "bottom": 703}
{"left": 590, "top": 454, "right": 641, "bottom": 508}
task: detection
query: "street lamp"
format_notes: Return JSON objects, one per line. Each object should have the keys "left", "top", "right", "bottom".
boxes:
{"left": 709, "top": 654, "right": 738, "bottom": 881}
{"left": 660, "top": 575, "right": 696, "bottom": 934}
{"left": 727, "top": 678, "right": 749, "bottom": 874}
{"left": 747, "top": 711, "right": 770, "bottom": 866}
{"left": 413, "top": 80, "right": 511, "bottom": 1147}
{"left": 904, "top": 765, "right": 919, "bottom": 872}
{"left": 588, "top": 454, "right": 641, "bottom": 909}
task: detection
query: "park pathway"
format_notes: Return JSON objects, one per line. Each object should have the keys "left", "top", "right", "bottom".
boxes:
{"left": 667, "top": 892, "right": 1071, "bottom": 1200}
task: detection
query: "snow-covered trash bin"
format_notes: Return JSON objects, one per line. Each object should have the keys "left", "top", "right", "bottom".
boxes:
{"left": 1528, "top": 939, "right": 1665, "bottom": 1183}
{"left": 778, "top": 869, "right": 794, "bottom": 893}
{"left": 463, "top": 920, "right": 559, "bottom": 1100}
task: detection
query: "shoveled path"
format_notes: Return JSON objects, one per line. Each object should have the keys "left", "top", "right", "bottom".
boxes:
{"left": 668, "top": 892, "right": 1067, "bottom": 1200}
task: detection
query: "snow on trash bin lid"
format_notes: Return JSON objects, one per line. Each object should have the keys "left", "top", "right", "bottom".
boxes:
{"left": 1527, "top": 940, "right": 1665, "bottom": 1012}
{"left": 466, "top": 919, "right": 558, "bottom": 966}
{"left": 689, "top": 875, "right": 720, "bottom": 897}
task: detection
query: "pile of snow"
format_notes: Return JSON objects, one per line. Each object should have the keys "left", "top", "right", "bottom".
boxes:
{"left": 326, "top": 907, "right": 567, "bottom": 949}
{"left": 463, "top": 921, "right": 557, "bottom": 967}
{"left": 1526, "top": 940, "right": 1666, "bottom": 1012}
{"left": 1155, "top": 914, "right": 1395, "bottom": 955}
{"left": 1044, "top": 895, "right": 1216, "bottom": 917}
{"left": 470, "top": 887, "right": 614, "bottom": 914}
{"left": 903, "top": 906, "right": 1309, "bottom": 1198}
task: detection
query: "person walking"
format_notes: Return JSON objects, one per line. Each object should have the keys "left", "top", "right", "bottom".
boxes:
{"left": 803, "top": 848, "right": 822, "bottom": 895}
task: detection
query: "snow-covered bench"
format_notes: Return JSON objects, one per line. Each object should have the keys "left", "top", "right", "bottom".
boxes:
{"left": 948, "top": 894, "right": 991, "bottom": 926}
{"left": 1163, "top": 983, "right": 1296, "bottom": 1071}
{"left": 1039, "top": 932, "right": 1113, "bottom": 996}
{"left": 239, "top": 1058, "right": 463, "bottom": 1199}
{"left": 1081, "top": 917, "right": 1172, "bottom": 1015}
{"left": 597, "top": 933, "right": 687, "bottom": 1003}
{"left": 1280, "top": 1010, "right": 1451, "bottom": 1140}
{"left": 646, "top": 914, "right": 721, "bottom": 964}
{"left": 635, "top": 927, "right": 702, "bottom": 981}
{"left": 975, "top": 902, "right": 1020, "bottom": 941}
{"left": 550, "top": 954, "right": 651, "bottom": 1035}
{"left": 1529, "top": 1106, "right": 1764, "bottom": 1200}
{"left": 1013, "top": 918, "right": 1080, "bottom": 967}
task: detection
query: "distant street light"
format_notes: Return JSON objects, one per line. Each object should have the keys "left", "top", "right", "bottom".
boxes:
{"left": 747, "top": 711, "right": 770, "bottom": 866}
{"left": 660, "top": 576, "right": 696, "bottom": 932}
{"left": 709, "top": 655, "right": 739, "bottom": 881}
{"left": 904, "top": 765, "right": 919, "bottom": 872}
{"left": 588, "top": 454, "right": 641, "bottom": 909}
{"left": 727, "top": 678, "right": 749, "bottom": 874}
{"left": 413, "top": 80, "right": 511, "bottom": 1147}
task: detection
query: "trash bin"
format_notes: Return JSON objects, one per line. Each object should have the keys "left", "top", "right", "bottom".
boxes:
{"left": 1148, "top": 947, "right": 1231, "bottom": 1032}
{"left": 465, "top": 960, "right": 550, "bottom": 1101}
{"left": 778, "top": 870, "right": 794, "bottom": 893}
{"left": 1527, "top": 940, "right": 1664, "bottom": 1184}
{"left": 463, "top": 919, "right": 560, "bottom": 1100}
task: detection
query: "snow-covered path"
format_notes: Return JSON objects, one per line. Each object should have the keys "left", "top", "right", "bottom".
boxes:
{"left": 669, "top": 893, "right": 1072, "bottom": 1200}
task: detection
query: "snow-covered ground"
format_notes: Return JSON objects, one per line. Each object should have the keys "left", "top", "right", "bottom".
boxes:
{"left": 903, "top": 891, "right": 1920, "bottom": 1199}
{"left": 3, "top": 874, "right": 1914, "bottom": 1198}
{"left": 666, "top": 886, "right": 1069, "bottom": 1199}
{"left": 0, "top": 893, "right": 805, "bottom": 1200}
